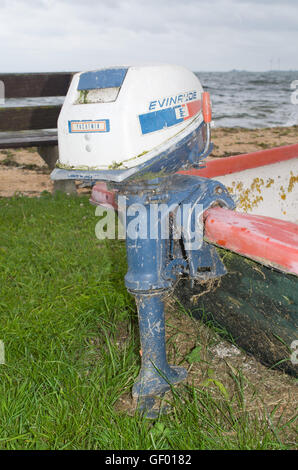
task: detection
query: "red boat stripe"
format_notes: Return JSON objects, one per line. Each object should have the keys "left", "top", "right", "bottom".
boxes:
{"left": 179, "top": 144, "right": 298, "bottom": 178}
{"left": 89, "top": 182, "right": 118, "bottom": 209}
{"left": 204, "top": 207, "right": 298, "bottom": 276}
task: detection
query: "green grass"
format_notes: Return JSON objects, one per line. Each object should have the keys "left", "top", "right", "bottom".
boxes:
{"left": 0, "top": 193, "right": 295, "bottom": 450}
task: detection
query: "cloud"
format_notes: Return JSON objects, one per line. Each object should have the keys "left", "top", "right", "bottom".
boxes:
{"left": 0, "top": 0, "right": 297, "bottom": 72}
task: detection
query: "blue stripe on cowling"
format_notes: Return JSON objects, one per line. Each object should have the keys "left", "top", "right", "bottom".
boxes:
{"left": 78, "top": 68, "right": 128, "bottom": 90}
{"left": 139, "top": 107, "right": 183, "bottom": 135}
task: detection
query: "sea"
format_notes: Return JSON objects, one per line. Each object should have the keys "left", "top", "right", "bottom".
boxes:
{"left": 196, "top": 70, "right": 298, "bottom": 129}
{"left": 3, "top": 70, "right": 298, "bottom": 129}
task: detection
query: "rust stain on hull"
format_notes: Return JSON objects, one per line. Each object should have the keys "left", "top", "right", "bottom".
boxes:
{"left": 226, "top": 172, "right": 298, "bottom": 213}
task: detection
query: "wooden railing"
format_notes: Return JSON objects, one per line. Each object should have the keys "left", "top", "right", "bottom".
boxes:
{"left": 0, "top": 72, "right": 77, "bottom": 192}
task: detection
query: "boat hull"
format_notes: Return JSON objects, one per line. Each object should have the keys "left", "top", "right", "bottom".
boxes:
{"left": 175, "top": 248, "right": 298, "bottom": 376}
{"left": 177, "top": 144, "right": 298, "bottom": 376}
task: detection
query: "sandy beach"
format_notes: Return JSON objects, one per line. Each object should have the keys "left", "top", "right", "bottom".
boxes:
{"left": 0, "top": 125, "right": 297, "bottom": 197}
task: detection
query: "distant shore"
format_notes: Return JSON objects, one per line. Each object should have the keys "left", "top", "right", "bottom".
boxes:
{"left": 0, "top": 125, "right": 297, "bottom": 197}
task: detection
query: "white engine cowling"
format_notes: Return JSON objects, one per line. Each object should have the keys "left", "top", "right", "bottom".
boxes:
{"left": 57, "top": 64, "right": 205, "bottom": 175}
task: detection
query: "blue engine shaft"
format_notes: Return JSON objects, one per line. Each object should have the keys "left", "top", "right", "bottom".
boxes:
{"left": 113, "top": 174, "right": 235, "bottom": 416}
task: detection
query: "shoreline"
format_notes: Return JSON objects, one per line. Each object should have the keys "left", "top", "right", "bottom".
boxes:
{"left": 210, "top": 124, "right": 298, "bottom": 158}
{"left": 0, "top": 125, "right": 297, "bottom": 197}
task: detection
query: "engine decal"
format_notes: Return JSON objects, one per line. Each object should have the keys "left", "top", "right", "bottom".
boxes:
{"left": 139, "top": 99, "right": 201, "bottom": 135}
{"left": 68, "top": 119, "right": 110, "bottom": 133}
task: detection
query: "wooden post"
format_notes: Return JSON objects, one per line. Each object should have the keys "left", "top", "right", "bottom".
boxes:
{"left": 37, "top": 146, "right": 77, "bottom": 195}
{"left": 37, "top": 146, "right": 59, "bottom": 170}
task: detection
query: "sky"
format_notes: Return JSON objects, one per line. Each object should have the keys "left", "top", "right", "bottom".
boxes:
{"left": 0, "top": 0, "right": 297, "bottom": 73}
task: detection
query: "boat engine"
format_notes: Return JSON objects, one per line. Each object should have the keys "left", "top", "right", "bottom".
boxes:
{"left": 51, "top": 64, "right": 235, "bottom": 416}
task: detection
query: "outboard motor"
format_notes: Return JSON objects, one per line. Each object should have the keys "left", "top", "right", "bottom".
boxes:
{"left": 52, "top": 64, "right": 235, "bottom": 417}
